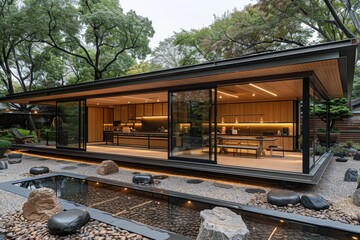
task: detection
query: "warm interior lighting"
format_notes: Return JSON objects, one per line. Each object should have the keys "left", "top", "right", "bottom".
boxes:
{"left": 187, "top": 200, "right": 192, "bottom": 204}
{"left": 213, "top": 89, "right": 238, "bottom": 98}
{"left": 128, "top": 101, "right": 131, "bottom": 104}
{"left": 136, "top": 116, "right": 168, "bottom": 119}
{"left": 217, "top": 123, "right": 293, "bottom": 126}
{"left": 33, "top": 110, "right": 38, "bottom": 114}
{"left": 124, "top": 188, "right": 128, "bottom": 190}
{"left": 252, "top": 93, "right": 255, "bottom": 97}
{"left": 96, "top": 182, "right": 99, "bottom": 185}
{"left": 249, "top": 83, "right": 277, "bottom": 96}
{"left": 352, "top": 237, "right": 358, "bottom": 240}
{"left": 96, "top": 103, "right": 99, "bottom": 105}
{"left": 279, "top": 219, "right": 285, "bottom": 223}
{"left": 219, "top": 95, "right": 222, "bottom": 99}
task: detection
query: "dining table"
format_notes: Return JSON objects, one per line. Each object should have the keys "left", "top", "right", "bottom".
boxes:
{"left": 218, "top": 136, "right": 277, "bottom": 157}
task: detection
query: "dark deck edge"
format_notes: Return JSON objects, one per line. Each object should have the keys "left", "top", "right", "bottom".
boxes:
{"left": 12, "top": 145, "right": 330, "bottom": 185}
{"left": 1, "top": 172, "right": 360, "bottom": 237}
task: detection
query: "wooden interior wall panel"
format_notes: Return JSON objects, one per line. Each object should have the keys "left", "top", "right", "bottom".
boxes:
{"left": 103, "top": 108, "right": 114, "bottom": 123}
{"left": 120, "top": 105, "right": 128, "bottom": 122}
{"left": 162, "top": 103, "right": 168, "bottom": 116}
{"left": 153, "top": 103, "right": 162, "bottom": 115}
{"left": 136, "top": 104, "right": 144, "bottom": 117}
{"left": 114, "top": 106, "right": 121, "bottom": 120}
{"left": 144, "top": 104, "right": 153, "bottom": 116}
{"left": 88, "top": 107, "right": 104, "bottom": 142}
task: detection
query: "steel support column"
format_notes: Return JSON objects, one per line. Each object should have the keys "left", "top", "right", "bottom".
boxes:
{"left": 326, "top": 100, "right": 331, "bottom": 151}
{"left": 302, "top": 77, "right": 310, "bottom": 174}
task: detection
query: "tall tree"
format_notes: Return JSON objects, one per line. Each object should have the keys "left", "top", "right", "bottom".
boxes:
{"left": 24, "top": 0, "right": 155, "bottom": 81}
{"left": 151, "top": 35, "right": 203, "bottom": 68}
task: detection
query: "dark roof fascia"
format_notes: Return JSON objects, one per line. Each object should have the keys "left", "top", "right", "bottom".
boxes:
{"left": 0, "top": 39, "right": 357, "bottom": 102}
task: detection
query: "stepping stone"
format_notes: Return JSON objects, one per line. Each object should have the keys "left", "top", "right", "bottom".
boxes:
{"left": 213, "top": 182, "right": 233, "bottom": 189}
{"left": 0, "top": 161, "right": 8, "bottom": 170}
{"left": 301, "top": 194, "right": 329, "bottom": 211}
{"left": 61, "top": 166, "right": 77, "bottom": 170}
{"left": 133, "top": 174, "right": 154, "bottom": 185}
{"left": 267, "top": 189, "right": 300, "bottom": 206}
{"left": 47, "top": 209, "right": 90, "bottom": 236}
{"left": 186, "top": 179, "right": 203, "bottom": 184}
{"left": 344, "top": 168, "right": 358, "bottom": 182}
{"left": 153, "top": 175, "right": 169, "bottom": 180}
{"left": 30, "top": 166, "right": 50, "bottom": 175}
{"left": 245, "top": 188, "right": 266, "bottom": 194}
{"left": 336, "top": 157, "right": 348, "bottom": 162}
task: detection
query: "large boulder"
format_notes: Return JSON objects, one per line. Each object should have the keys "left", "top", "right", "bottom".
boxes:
{"left": 353, "top": 189, "right": 360, "bottom": 206}
{"left": 96, "top": 160, "right": 119, "bottom": 175}
{"left": 48, "top": 209, "right": 90, "bottom": 236}
{"left": 267, "top": 189, "right": 300, "bottom": 206}
{"left": 132, "top": 173, "right": 154, "bottom": 185}
{"left": 344, "top": 168, "right": 358, "bottom": 182}
{"left": 197, "top": 207, "right": 249, "bottom": 240}
{"left": 301, "top": 195, "right": 330, "bottom": 210}
{"left": 23, "top": 188, "right": 63, "bottom": 222}
{"left": 30, "top": 166, "right": 50, "bottom": 175}
{"left": 0, "top": 161, "right": 8, "bottom": 170}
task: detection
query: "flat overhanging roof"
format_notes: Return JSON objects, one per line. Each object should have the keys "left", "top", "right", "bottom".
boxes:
{"left": 1, "top": 39, "right": 358, "bottom": 105}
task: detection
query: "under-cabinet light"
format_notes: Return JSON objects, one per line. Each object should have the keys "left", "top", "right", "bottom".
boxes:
{"left": 136, "top": 116, "right": 168, "bottom": 119}
{"left": 249, "top": 83, "right": 277, "bottom": 97}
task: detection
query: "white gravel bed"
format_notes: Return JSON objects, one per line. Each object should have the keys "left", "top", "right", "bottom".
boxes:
{"left": 0, "top": 151, "right": 359, "bottom": 224}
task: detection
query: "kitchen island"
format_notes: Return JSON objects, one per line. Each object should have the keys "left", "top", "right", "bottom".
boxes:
{"left": 104, "top": 131, "right": 168, "bottom": 149}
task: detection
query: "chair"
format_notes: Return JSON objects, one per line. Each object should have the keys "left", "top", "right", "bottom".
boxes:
{"left": 9, "top": 128, "right": 35, "bottom": 144}
{"left": 268, "top": 138, "right": 284, "bottom": 158}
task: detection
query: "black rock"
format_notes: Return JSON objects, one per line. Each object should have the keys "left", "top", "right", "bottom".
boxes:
{"left": 354, "top": 153, "right": 360, "bottom": 161}
{"left": 47, "top": 209, "right": 90, "bottom": 236}
{"left": 30, "top": 166, "right": 50, "bottom": 175}
{"left": 245, "top": 188, "right": 266, "bottom": 194}
{"left": 132, "top": 174, "right": 154, "bottom": 185}
{"left": 7, "top": 153, "right": 22, "bottom": 159}
{"left": 186, "top": 179, "right": 203, "bottom": 184}
{"left": 153, "top": 175, "right": 169, "bottom": 180}
{"left": 344, "top": 168, "right": 358, "bottom": 182}
{"left": 301, "top": 195, "right": 330, "bottom": 210}
{"left": 336, "top": 157, "right": 348, "bottom": 162}
{"left": 7, "top": 154, "right": 22, "bottom": 164}
{"left": 267, "top": 189, "right": 300, "bottom": 206}
{"left": 0, "top": 161, "right": 8, "bottom": 170}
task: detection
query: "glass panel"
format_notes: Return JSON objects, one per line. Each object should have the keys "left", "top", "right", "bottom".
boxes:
{"left": 56, "top": 100, "right": 86, "bottom": 150}
{"left": 170, "top": 89, "right": 215, "bottom": 162}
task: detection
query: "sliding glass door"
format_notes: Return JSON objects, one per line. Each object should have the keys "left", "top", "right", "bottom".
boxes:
{"left": 169, "top": 88, "right": 216, "bottom": 163}
{"left": 56, "top": 100, "right": 86, "bottom": 150}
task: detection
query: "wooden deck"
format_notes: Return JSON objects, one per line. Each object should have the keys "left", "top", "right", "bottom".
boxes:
{"left": 10, "top": 142, "right": 331, "bottom": 184}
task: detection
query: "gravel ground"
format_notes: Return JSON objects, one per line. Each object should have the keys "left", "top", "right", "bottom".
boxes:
{"left": 0, "top": 151, "right": 359, "bottom": 226}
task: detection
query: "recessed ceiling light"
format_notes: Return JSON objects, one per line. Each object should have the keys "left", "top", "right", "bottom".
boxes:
{"left": 128, "top": 101, "right": 130, "bottom": 104}
{"left": 213, "top": 89, "right": 238, "bottom": 98}
{"left": 252, "top": 93, "right": 255, "bottom": 97}
{"left": 219, "top": 95, "right": 222, "bottom": 99}
{"left": 96, "top": 103, "right": 99, "bottom": 105}
{"left": 249, "top": 83, "right": 277, "bottom": 96}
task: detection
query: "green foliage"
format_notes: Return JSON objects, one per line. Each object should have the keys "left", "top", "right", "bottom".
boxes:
{"left": 315, "top": 145, "right": 327, "bottom": 155}
{"left": 346, "top": 140, "right": 354, "bottom": 148}
{"left": 126, "top": 61, "right": 162, "bottom": 75}
{"left": 0, "top": 139, "right": 11, "bottom": 149}
{"left": 357, "top": 176, "right": 360, "bottom": 185}
{"left": 352, "top": 144, "right": 360, "bottom": 151}
{"left": 312, "top": 98, "right": 352, "bottom": 131}
{"left": 330, "top": 146, "right": 348, "bottom": 155}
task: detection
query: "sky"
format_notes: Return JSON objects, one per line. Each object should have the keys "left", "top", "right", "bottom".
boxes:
{"left": 120, "top": 0, "right": 254, "bottom": 49}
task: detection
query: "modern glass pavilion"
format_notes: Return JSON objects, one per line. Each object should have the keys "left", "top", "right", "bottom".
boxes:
{"left": 1, "top": 39, "right": 358, "bottom": 184}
